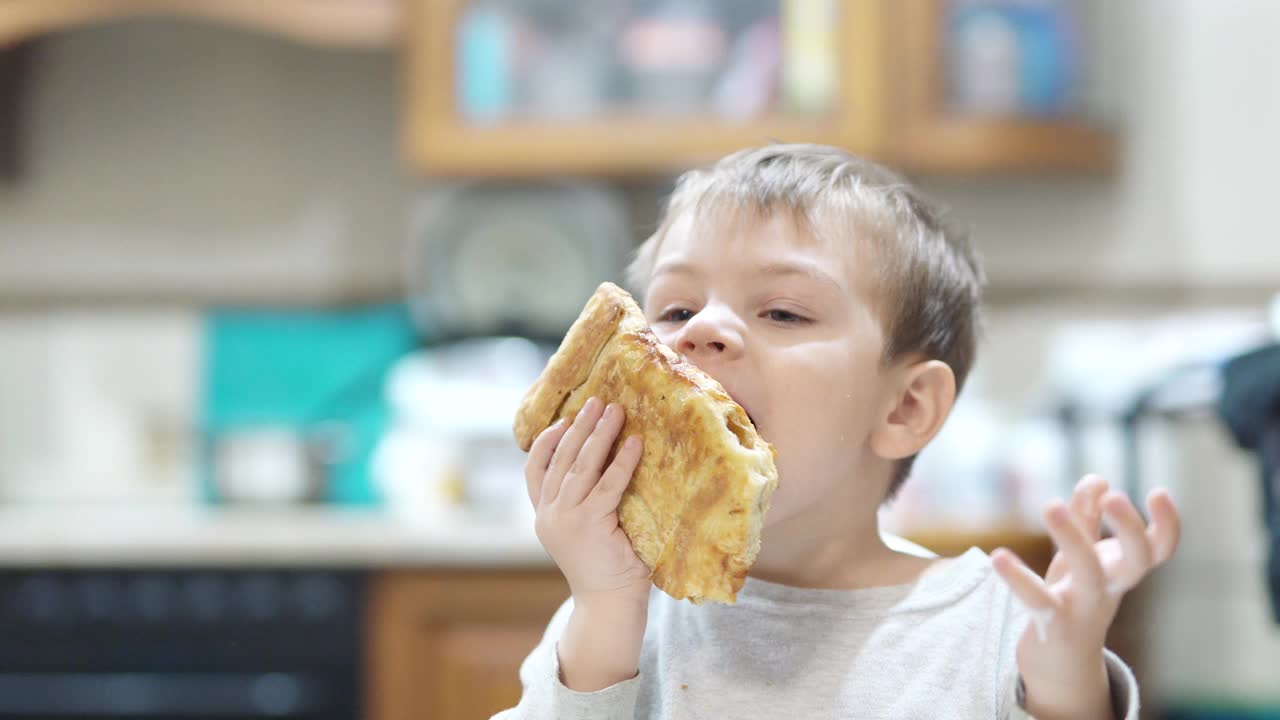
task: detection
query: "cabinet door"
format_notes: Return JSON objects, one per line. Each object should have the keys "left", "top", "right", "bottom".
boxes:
{"left": 367, "top": 570, "right": 569, "bottom": 720}
{"left": 404, "top": 0, "right": 886, "bottom": 176}
{"left": 884, "top": 0, "right": 1114, "bottom": 173}
{"left": 435, "top": 623, "right": 548, "bottom": 718}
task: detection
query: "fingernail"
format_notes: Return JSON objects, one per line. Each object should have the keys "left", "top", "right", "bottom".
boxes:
{"left": 603, "top": 403, "right": 620, "bottom": 420}
{"left": 626, "top": 436, "right": 641, "bottom": 450}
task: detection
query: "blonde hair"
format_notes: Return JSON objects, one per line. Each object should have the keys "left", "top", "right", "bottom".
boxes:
{"left": 626, "top": 144, "right": 986, "bottom": 499}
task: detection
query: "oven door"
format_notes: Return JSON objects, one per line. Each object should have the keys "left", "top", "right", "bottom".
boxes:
{"left": 0, "top": 671, "right": 345, "bottom": 718}
{"left": 0, "top": 569, "right": 364, "bottom": 720}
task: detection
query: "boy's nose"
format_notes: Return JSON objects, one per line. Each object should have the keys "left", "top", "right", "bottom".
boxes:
{"left": 676, "top": 306, "right": 745, "bottom": 361}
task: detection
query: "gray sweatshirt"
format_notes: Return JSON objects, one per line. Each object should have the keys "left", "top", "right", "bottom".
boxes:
{"left": 493, "top": 547, "right": 1139, "bottom": 719}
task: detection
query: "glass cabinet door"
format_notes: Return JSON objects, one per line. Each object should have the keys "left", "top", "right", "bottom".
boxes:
{"left": 453, "top": 0, "right": 839, "bottom": 125}
{"left": 407, "top": 0, "right": 883, "bottom": 175}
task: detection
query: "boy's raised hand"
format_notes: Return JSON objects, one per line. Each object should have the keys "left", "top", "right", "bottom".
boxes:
{"left": 991, "top": 474, "right": 1181, "bottom": 720}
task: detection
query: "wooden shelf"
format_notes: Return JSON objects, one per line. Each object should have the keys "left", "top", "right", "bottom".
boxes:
{"left": 891, "top": 118, "right": 1116, "bottom": 175}
{"left": 409, "top": 117, "right": 867, "bottom": 178}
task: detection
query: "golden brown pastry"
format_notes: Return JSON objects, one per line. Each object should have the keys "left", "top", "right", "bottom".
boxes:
{"left": 514, "top": 282, "right": 778, "bottom": 604}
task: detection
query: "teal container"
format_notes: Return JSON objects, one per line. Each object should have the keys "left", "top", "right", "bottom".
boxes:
{"left": 199, "top": 302, "right": 419, "bottom": 505}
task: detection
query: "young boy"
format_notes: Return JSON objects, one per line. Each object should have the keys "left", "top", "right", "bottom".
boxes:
{"left": 497, "top": 144, "right": 1181, "bottom": 719}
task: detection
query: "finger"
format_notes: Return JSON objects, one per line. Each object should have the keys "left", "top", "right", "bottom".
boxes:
{"left": 542, "top": 397, "right": 604, "bottom": 504}
{"left": 588, "top": 435, "right": 643, "bottom": 509}
{"left": 1145, "top": 489, "right": 1181, "bottom": 565}
{"left": 557, "top": 403, "right": 626, "bottom": 507}
{"left": 1046, "top": 475, "right": 1108, "bottom": 585}
{"left": 992, "top": 548, "right": 1058, "bottom": 612}
{"left": 1044, "top": 551, "right": 1069, "bottom": 585}
{"left": 1070, "top": 474, "right": 1109, "bottom": 540}
{"left": 1044, "top": 501, "right": 1107, "bottom": 596}
{"left": 525, "top": 419, "right": 568, "bottom": 505}
{"left": 1100, "top": 491, "right": 1154, "bottom": 594}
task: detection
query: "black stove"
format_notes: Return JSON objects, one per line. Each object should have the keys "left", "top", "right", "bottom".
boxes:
{"left": 0, "top": 569, "right": 365, "bottom": 719}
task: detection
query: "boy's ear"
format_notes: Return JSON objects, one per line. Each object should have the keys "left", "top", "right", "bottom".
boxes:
{"left": 868, "top": 359, "right": 956, "bottom": 461}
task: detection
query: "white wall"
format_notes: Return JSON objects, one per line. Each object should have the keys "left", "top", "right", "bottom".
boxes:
{"left": 1173, "top": 0, "right": 1280, "bottom": 286}
{"left": 0, "top": 17, "right": 412, "bottom": 302}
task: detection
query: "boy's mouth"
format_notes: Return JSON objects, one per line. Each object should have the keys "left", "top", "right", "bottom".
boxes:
{"left": 725, "top": 391, "right": 759, "bottom": 429}
{"left": 676, "top": 353, "right": 761, "bottom": 429}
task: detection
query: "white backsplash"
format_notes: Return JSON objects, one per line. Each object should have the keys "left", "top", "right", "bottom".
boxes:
{"left": 0, "top": 309, "right": 201, "bottom": 502}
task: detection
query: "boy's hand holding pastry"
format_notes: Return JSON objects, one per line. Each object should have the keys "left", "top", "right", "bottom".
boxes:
{"left": 524, "top": 395, "right": 651, "bottom": 692}
{"left": 525, "top": 396, "right": 652, "bottom": 606}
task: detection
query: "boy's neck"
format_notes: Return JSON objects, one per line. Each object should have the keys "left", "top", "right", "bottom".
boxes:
{"left": 750, "top": 506, "right": 937, "bottom": 590}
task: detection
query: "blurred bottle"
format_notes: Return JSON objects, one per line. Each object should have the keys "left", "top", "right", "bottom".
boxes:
{"left": 457, "top": 3, "right": 514, "bottom": 124}
{"left": 712, "top": 17, "right": 782, "bottom": 121}
{"left": 781, "top": 0, "right": 837, "bottom": 115}
{"left": 948, "top": 0, "right": 1080, "bottom": 117}
{"left": 523, "top": 23, "right": 611, "bottom": 120}
{"left": 619, "top": 0, "right": 728, "bottom": 113}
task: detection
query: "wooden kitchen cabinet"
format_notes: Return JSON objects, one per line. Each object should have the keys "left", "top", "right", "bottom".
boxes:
{"left": 0, "top": 0, "right": 399, "bottom": 49}
{"left": 404, "top": 0, "right": 1115, "bottom": 177}
{"left": 2, "top": 0, "right": 1118, "bottom": 178}
{"left": 366, "top": 569, "right": 569, "bottom": 720}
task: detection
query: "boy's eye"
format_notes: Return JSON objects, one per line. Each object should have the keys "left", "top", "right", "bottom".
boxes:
{"left": 763, "top": 309, "right": 809, "bottom": 324}
{"left": 658, "top": 308, "right": 695, "bottom": 323}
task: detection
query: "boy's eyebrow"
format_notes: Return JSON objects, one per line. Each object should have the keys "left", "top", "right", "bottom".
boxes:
{"left": 651, "top": 259, "right": 846, "bottom": 294}
{"left": 651, "top": 260, "right": 699, "bottom": 278}
{"left": 756, "top": 261, "right": 846, "bottom": 294}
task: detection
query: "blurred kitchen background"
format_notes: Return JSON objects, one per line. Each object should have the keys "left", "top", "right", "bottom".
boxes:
{"left": 0, "top": 0, "right": 1277, "bottom": 718}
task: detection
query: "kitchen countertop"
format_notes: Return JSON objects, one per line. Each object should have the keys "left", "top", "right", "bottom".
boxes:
{"left": 0, "top": 504, "right": 553, "bottom": 569}
{"left": 0, "top": 504, "right": 1054, "bottom": 571}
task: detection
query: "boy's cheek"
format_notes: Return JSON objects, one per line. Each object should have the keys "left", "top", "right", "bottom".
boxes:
{"left": 645, "top": 320, "right": 674, "bottom": 346}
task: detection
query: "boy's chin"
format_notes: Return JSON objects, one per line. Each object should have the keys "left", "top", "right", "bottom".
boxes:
{"left": 759, "top": 496, "right": 798, "bottom": 531}
{"left": 757, "top": 478, "right": 859, "bottom": 533}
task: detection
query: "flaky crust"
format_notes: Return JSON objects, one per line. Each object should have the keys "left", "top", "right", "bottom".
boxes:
{"left": 514, "top": 282, "right": 778, "bottom": 604}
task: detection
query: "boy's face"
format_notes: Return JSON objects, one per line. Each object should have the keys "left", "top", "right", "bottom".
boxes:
{"left": 643, "top": 210, "right": 898, "bottom": 528}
